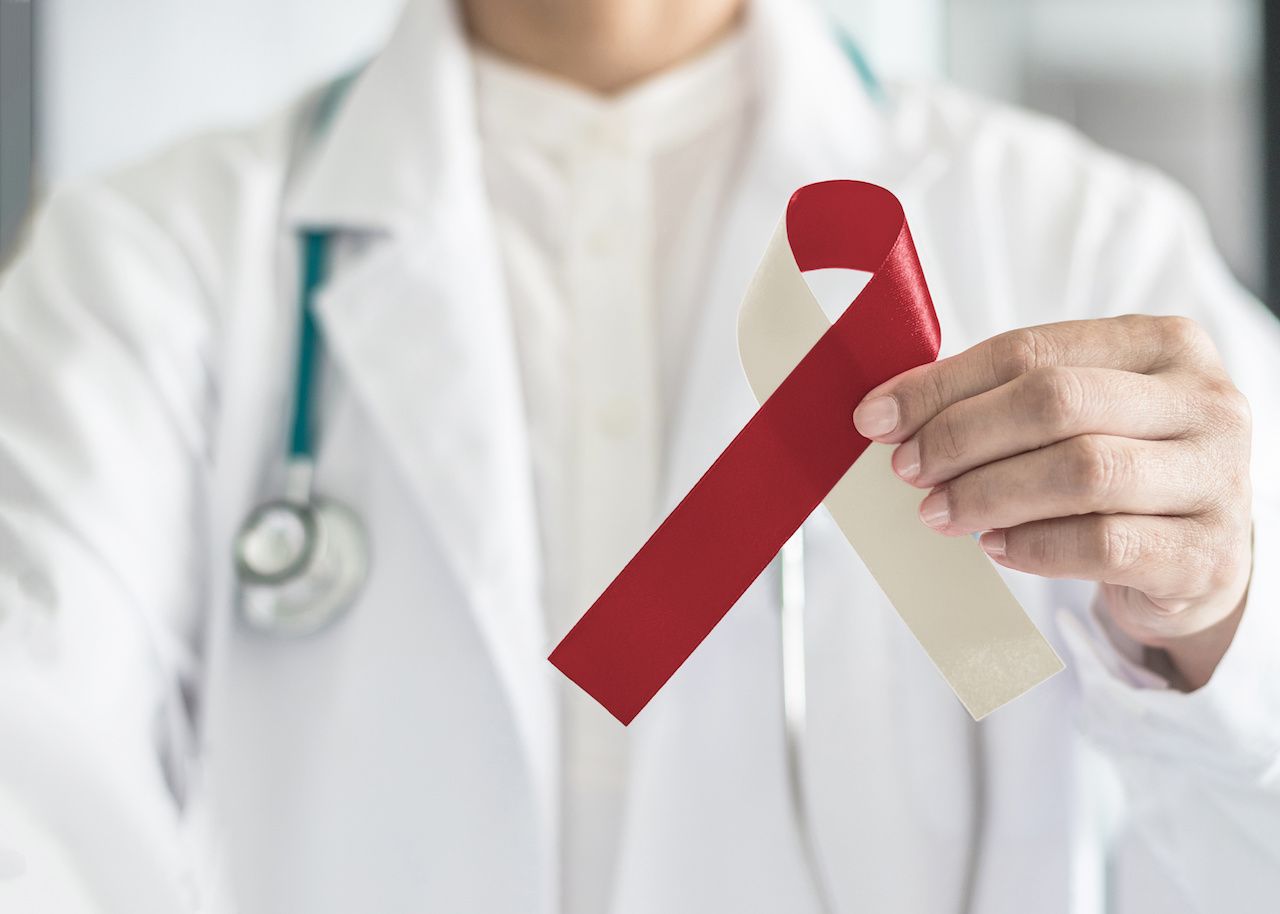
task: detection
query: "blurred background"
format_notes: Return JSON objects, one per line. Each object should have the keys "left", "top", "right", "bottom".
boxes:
{"left": 0, "top": 0, "right": 1275, "bottom": 313}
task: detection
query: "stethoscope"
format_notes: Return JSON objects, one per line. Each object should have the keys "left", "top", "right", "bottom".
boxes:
{"left": 228, "top": 37, "right": 983, "bottom": 914}
{"left": 233, "top": 230, "right": 369, "bottom": 636}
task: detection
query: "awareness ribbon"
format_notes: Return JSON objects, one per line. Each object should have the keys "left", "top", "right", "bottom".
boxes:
{"left": 550, "top": 180, "right": 1062, "bottom": 725}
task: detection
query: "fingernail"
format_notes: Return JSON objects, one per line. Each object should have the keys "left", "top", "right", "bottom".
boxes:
{"left": 853, "top": 396, "right": 899, "bottom": 438}
{"left": 980, "top": 531, "right": 1006, "bottom": 558}
{"left": 893, "top": 439, "right": 921, "bottom": 482}
{"left": 920, "top": 489, "right": 950, "bottom": 529}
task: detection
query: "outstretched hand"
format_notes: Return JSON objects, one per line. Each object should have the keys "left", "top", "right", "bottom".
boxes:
{"left": 853, "top": 315, "right": 1253, "bottom": 690}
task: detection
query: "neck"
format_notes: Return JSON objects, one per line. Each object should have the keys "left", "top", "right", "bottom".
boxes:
{"left": 460, "top": 0, "right": 746, "bottom": 94}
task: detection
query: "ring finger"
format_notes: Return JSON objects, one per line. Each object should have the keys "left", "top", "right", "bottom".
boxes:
{"left": 919, "top": 434, "right": 1209, "bottom": 535}
{"left": 894, "top": 366, "right": 1196, "bottom": 488}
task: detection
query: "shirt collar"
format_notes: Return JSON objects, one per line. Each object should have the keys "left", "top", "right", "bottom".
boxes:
{"left": 284, "top": 0, "right": 892, "bottom": 234}
{"left": 471, "top": 27, "right": 753, "bottom": 157}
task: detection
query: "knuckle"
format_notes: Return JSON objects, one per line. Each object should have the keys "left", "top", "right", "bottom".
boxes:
{"left": 920, "top": 368, "right": 951, "bottom": 422}
{"left": 1021, "top": 366, "right": 1084, "bottom": 435}
{"left": 1189, "top": 375, "right": 1252, "bottom": 442}
{"left": 923, "top": 413, "right": 966, "bottom": 465}
{"left": 1112, "top": 314, "right": 1147, "bottom": 334}
{"left": 993, "top": 328, "right": 1047, "bottom": 381}
{"left": 1206, "top": 379, "right": 1252, "bottom": 432}
{"left": 1018, "top": 525, "right": 1058, "bottom": 567}
{"left": 1181, "top": 523, "right": 1231, "bottom": 600}
{"left": 1224, "top": 387, "right": 1252, "bottom": 429}
{"left": 1202, "top": 516, "right": 1249, "bottom": 591}
{"left": 1096, "top": 518, "right": 1142, "bottom": 572}
{"left": 1066, "top": 436, "right": 1122, "bottom": 500}
{"left": 1158, "top": 315, "right": 1213, "bottom": 361}
{"left": 897, "top": 366, "right": 949, "bottom": 431}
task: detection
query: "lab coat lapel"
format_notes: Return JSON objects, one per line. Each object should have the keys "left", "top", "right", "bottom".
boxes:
{"left": 312, "top": 230, "right": 553, "bottom": 752}
{"left": 283, "top": 0, "right": 557, "bottom": 886}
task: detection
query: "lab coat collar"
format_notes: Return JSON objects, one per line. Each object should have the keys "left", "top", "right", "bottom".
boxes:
{"left": 284, "top": 0, "right": 480, "bottom": 233}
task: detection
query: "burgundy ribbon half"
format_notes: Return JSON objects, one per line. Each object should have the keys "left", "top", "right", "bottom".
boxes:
{"left": 549, "top": 181, "right": 941, "bottom": 724}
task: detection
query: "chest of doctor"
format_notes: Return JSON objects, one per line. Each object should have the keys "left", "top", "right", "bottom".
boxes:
{"left": 188, "top": 180, "right": 1090, "bottom": 914}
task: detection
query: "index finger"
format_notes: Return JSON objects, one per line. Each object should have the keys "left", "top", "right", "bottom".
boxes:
{"left": 852, "top": 315, "right": 1207, "bottom": 443}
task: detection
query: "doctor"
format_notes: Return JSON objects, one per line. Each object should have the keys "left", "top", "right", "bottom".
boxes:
{"left": 0, "top": 0, "right": 1278, "bottom": 912}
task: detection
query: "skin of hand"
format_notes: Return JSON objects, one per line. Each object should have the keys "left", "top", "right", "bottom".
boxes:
{"left": 853, "top": 315, "right": 1253, "bottom": 691}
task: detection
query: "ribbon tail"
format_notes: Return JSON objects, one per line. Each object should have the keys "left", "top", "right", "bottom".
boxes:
{"left": 827, "top": 444, "right": 1063, "bottom": 719}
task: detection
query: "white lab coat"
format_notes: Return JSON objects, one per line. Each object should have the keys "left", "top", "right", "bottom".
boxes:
{"left": 1, "top": 1, "right": 1278, "bottom": 912}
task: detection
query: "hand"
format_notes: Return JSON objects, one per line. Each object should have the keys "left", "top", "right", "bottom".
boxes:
{"left": 853, "top": 316, "right": 1253, "bottom": 690}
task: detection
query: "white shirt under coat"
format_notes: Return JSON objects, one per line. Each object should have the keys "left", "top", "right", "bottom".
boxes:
{"left": 474, "top": 33, "right": 754, "bottom": 914}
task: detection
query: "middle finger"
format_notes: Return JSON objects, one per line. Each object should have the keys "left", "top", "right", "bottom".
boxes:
{"left": 894, "top": 366, "right": 1197, "bottom": 488}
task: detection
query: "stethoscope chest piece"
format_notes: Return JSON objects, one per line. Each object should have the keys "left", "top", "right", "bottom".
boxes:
{"left": 235, "top": 496, "right": 368, "bottom": 637}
